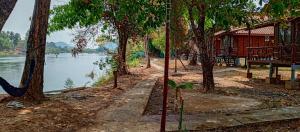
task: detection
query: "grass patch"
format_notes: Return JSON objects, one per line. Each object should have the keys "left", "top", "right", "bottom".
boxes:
{"left": 0, "top": 51, "right": 19, "bottom": 57}
{"left": 128, "top": 58, "right": 141, "bottom": 68}
{"left": 92, "top": 71, "right": 113, "bottom": 87}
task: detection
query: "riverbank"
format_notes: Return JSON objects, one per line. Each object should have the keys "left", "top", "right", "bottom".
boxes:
{"left": 0, "top": 53, "right": 106, "bottom": 93}
{"left": 1, "top": 58, "right": 300, "bottom": 131}
{"left": 0, "top": 51, "right": 21, "bottom": 57}
{"left": 0, "top": 64, "right": 158, "bottom": 131}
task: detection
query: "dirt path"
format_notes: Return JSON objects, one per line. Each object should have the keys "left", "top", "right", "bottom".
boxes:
{"left": 80, "top": 74, "right": 161, "bottom": 132}
{"left": 151, "top": 58, "right": 164, "bottom": 71}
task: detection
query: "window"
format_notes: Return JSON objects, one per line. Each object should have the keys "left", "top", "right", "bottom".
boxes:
{"left": 265, "top": 36, "right": 270, "bottom": 42}
{"left": 278, "top": 23, "right": 291, "bottom": 45}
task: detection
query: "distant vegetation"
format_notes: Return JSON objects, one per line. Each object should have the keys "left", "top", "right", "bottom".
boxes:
{"left": 0, "top": 31, "right": 111, "bottom": 57}
{"left": 46, "top": 41, "right": 115, "bottom": 56}
{"left": 0, "top": 31, "right": 21, "bottom": 51}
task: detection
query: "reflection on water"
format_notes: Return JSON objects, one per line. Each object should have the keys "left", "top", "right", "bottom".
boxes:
{"left": 0, "top": 53, "right": 108, "bottom": 93}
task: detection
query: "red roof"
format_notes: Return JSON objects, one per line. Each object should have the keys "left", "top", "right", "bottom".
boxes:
{"left": 215, "top": 26, "right": 274, "bottom": 37}
{"left": 234, "top": 26, "right": 274, "bottom": 36}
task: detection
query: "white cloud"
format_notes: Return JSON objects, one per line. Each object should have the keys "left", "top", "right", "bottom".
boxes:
{"left": 2, "top": 0, "right": 73, "bottom": 43}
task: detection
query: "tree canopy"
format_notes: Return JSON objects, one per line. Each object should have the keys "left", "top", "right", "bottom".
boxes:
{"left": 50, "top": 0, "right": 165, "bottom": 37}
{"left": 182, "top": 0, "right": 257, "bottom": 91}
{"left": 260, "top": 0, "right": 300, "bottom": 20}
{"left": 0, "top": 31, "right": 21, "bottom": 51}
{"left": 50, "top": 0, "right": 166, "bottom": 75}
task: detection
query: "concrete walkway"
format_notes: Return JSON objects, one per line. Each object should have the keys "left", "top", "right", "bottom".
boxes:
{"left": 80, "top": 73, "right": 161, "bottom": 132}
{"left": 141, "top": 105, "right": 300, "bottom": 131}
{"left": 79, "top": 60, "right": 300, "bottom": 131}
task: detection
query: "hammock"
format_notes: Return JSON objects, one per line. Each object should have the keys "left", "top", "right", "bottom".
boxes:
{"left": 0, "top": 60, "right": 35, "bottom": 97}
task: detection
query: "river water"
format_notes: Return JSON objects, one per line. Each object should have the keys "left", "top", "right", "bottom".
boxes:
{"left": 0, "top": 53, "right": 108, "bottom": 93}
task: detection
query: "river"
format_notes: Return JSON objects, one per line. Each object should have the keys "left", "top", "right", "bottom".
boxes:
{"left": 0, "top": 53, "right": 108, "bottom": 93}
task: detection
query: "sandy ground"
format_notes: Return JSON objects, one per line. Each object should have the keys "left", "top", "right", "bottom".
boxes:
{"left": 0, "top": 65, "right": 157, "bottom": 132}
{"left": 1, "top": 58, "right": 300, "bottom": 131}
{"left": 144, "top": 59, "right": 300, "bottom": 131}
{"left": 145, "top": 62, "right": 300, "bottom": 114}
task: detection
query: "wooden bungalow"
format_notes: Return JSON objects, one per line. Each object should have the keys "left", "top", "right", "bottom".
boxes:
{"left": 246, "top": 17, "right": 300, "bottom": 87}
{"left": 214, "top": 26, "right": 274, "bottom": 66}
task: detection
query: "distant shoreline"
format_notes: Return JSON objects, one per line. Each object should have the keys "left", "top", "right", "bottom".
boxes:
{"left": 0, "top": 52, "right": 108, "bottom": 58}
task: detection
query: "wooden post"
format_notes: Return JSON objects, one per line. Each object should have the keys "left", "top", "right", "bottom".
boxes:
{"left": 275, "top": 66, "right": 279, "bottom": 76}
{"left": 269, "top": 63, "right": 273, "bottom": 78}
{"left": 161, "top": 0, "right": 171, "bottom": 131}
{"left": 247, "top": 25, "right": 252, "bottom": 78}
{"left": 292, "top": 64, "right": 296, "bottom": 82}
{"left": 113, "top": 71, "right": 118, "bottom": 88}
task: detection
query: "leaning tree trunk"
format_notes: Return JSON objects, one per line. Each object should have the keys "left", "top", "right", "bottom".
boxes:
{"left": 187, "top": 2, "right": 215, "bottom": 91}
{"left": 117, "top": 28, "right": 129, "bottom": 75}
{"left": 0, "top": 0, "right": 17, "bottom": 31}
{"left": 144, "top": 35, "right": 151, "bottom": 68}
{"left": 189, "top": 52, "right": 198, "bottom": 65}
{"left": 20, "top": 0, "right": 51, "bottom": 101}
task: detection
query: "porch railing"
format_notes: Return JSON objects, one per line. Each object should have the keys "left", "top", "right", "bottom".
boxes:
{"left": 247, "top": 44, "right": 300, "bottom": 64}
{"left": 215, "top": 48, "right": 238, "bottom": 57}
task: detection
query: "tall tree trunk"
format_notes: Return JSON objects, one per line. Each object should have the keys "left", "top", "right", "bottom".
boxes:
{"left": 187, "top": 2, "right": 215, "bottom": 91}
{"left": 117, "top": 28, "right": 129, "bottom": 75}
{"left": 201, "top": 54, "right": 215, "bottom": 91}
{"left": 20, "top": 0, "right": 51, "bottom": 101}
{"left": 198, "top": 4, "right": 215, "bottom": 91}
{"left": 189, "top": 52, "right": 198, "bottom": 65}
{"left": 144, "top": 35, "right": 151, "bottom": 68}
{"left": 0, "top": 0, "right": 17, "bottom": 31}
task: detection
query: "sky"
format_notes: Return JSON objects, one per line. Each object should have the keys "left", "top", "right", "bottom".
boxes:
{"left": 2, "top": 0, "right": 263, "bottom": 45}
{"left": 2, "top": 0, "right": 73, "bottom": 44}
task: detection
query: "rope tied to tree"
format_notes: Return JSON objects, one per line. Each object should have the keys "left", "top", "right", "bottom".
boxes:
{"left": 0, "top": 44, "right": 43, "bottom": 97}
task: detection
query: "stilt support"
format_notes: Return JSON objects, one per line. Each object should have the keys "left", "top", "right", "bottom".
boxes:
{"left": 291, "top": 64, "right": 296, "bottom": 82}
{"left": 247, "top": 62, "right": 252, "bottom": 78}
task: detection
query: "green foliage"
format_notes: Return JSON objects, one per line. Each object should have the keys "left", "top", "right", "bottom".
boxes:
{"left": 46, "top": 42, "right": 70, "bottom": 55}
{"left": 0, "top": 31, "right": 20, "bottom": 51}
{"left": 49, "top": 0, "right": 165, "bottom": 36}
{"left": 126, "top": 40, "right": 144, "bottom": 68}
{"left": 168, "top": 79, "right": 193, "bottom": 131}
{"left": 184, "top": 0, "right": 257, "bottom": 31}
{"left": 92, "top": 71, "right": 113, "bottom": 87}
{"left": 260, "top": 0, "right": 300, "bottom": 20}
{"left": 128, "top": 58, "right": 141, "bottom": 68}
{"left": 64, "top": 78, "right": 74, "bottom": 89}
{"left": 94, "top": 56, "right": 118, "bottom": 71}
{"left": 0, "top": 51, "right": 17, "bottom": 57}
{"left": 168, "top": 80, "right": 194, "bottom": 90}
{"left": 150, "top": 28, "right": 166, "bottom": 54}
{"left": 50, "top": 0, "right": 166, "bottom": 71}
{"left": 46, "top": 42, "right": 102, "bottom": 54}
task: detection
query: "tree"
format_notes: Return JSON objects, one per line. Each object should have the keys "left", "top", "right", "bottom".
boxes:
{"left": 170, "top": 0, "right": 189, "bottom": 71}
{"left": 20, "top": 0, "right": 51, "bottom": 101}
{"left": 183, "top": 0, "right": 256, "bottom": 92}
{"left": 50, "top": 0, "right": 165, "bottom": 75}
{"left": 0, "top": 0, "right": 17, "bottom": 31}
{"left": 0, "top": 31, "right": 13, "bottom": 50}
{"left": 12, "top": 32, "right": 21, "bottom": 48}
{"left": 260, "top": 0, "right": 300, "bottom": 20}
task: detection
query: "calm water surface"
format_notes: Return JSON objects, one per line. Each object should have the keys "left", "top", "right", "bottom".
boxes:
{"left": 0, "top": 53, "right": 108, "bottom": 93}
